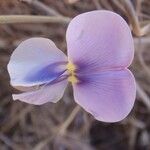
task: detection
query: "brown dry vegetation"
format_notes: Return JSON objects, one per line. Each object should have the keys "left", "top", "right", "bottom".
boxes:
{"left": 0, "top": 0, "right": 150, "bottom": 150}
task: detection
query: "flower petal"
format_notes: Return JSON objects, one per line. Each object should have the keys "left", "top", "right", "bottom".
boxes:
{"left": 73, "top": 69, "right": 136, "bottom": 122}
{"left": 7, "top": 38, "right": 67, "bottom": 87}
{"left": 66, "top": 10, "right": 134, "bottom": 73}
{"left": 13, "top": 80, "right": 68, "bottom": 105}
{"left": 13, "top": 85, "right": 39, "bottom": 92}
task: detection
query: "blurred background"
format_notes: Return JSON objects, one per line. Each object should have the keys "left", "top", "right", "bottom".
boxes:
{"left": 0, "top": 0, "right": 150, "bottom": 150}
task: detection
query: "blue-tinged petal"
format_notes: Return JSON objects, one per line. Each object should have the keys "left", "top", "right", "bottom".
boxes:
{"left": 13, "top": 79, "right": 68, "bottom": 105}
{"left": 24, "top": 61, "right": 67, "bottom": 85}
{"left": 7, "top": 38, "right": 67, "bottom": 87}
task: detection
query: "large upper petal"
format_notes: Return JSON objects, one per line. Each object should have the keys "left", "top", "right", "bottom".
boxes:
{"left": 66, "top": 10, "right": 134, "bottom": 73}
{"left": 13, "top": 80, "right": 68, "bottom": 105}
{"left": 7, "top": 38, "right": 67, "bottom": 87}
{"left": 73, "top": 69, "right": 136, "bottom": 122}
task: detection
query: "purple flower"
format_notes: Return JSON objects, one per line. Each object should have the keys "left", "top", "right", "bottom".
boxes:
{"left": 7, "top": 10, "right": 136, "bottom": 122}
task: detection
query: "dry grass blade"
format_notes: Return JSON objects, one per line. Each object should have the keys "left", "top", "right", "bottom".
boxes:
{"left": 136, "top": 82, "right": 150, "bottom": 111}
{"left": 99, "top": 0, "right": 113, "bottom": 10}
{"left": 120, "top": 0, "right": 150, "bottom": 36}
{"left": 93, "top": 0, "right": 102, "bottom": 9}
{"left": 57, "top": 105, "right": 81, "bottom": 135}
{"left": 0, "top": 15, "right": 70, "bottom": 24}
{"left": 112, "top": 0, "right": 126, "bottom": 14}
{"left": 0, "top": 106, "right": 33, "bottom": 133}
{"left": 32, "top": 136, "right": 55, "bottom": 150}
{"left": 32, "top": 105, "right": 81, "bottom": 149}
{"left": 0, "top": 133, "right": 21, "bottom": 149}
{"left": 21, "top": 0, "right": 62, "bottom": 16}
{"left": 137, "top": 38, "right": 150, "bottom": 77}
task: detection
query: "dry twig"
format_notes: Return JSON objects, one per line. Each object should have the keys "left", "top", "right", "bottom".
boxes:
{"left": 136, "top": 82, "right": 150, "bottom": 111}
{"left": 21, "top": 0, "right": 62, "bottom": 16}
{"left": 0, "top": 15, "right": 70, "bottom": 24}
{"left": 57, "top": 105, "right": 81, "bottom": 135}
{"left": 120, "top": 0, "right": 150, "bottom": 36}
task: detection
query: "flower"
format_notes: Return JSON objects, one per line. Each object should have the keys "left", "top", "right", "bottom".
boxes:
{"left": 7, "top": 10, "right": 136, "bottom": 122}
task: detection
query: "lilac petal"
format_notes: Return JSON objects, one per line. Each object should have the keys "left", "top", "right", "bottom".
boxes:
{"left": 73, "top": 69, "right": 136, "bottom": 122}
{"left": 66, "top": 10, "right": 134, "bottom": 73}
{"left": 13, "top": 80, "right": 68, "bottom": 105}
{"left": 7, "top": 38, "right": 67, "bottom": 87}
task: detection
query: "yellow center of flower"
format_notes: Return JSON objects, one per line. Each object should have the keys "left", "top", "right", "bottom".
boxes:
{"left": 66, "top": 61, "right": 78, "bottom": 84}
